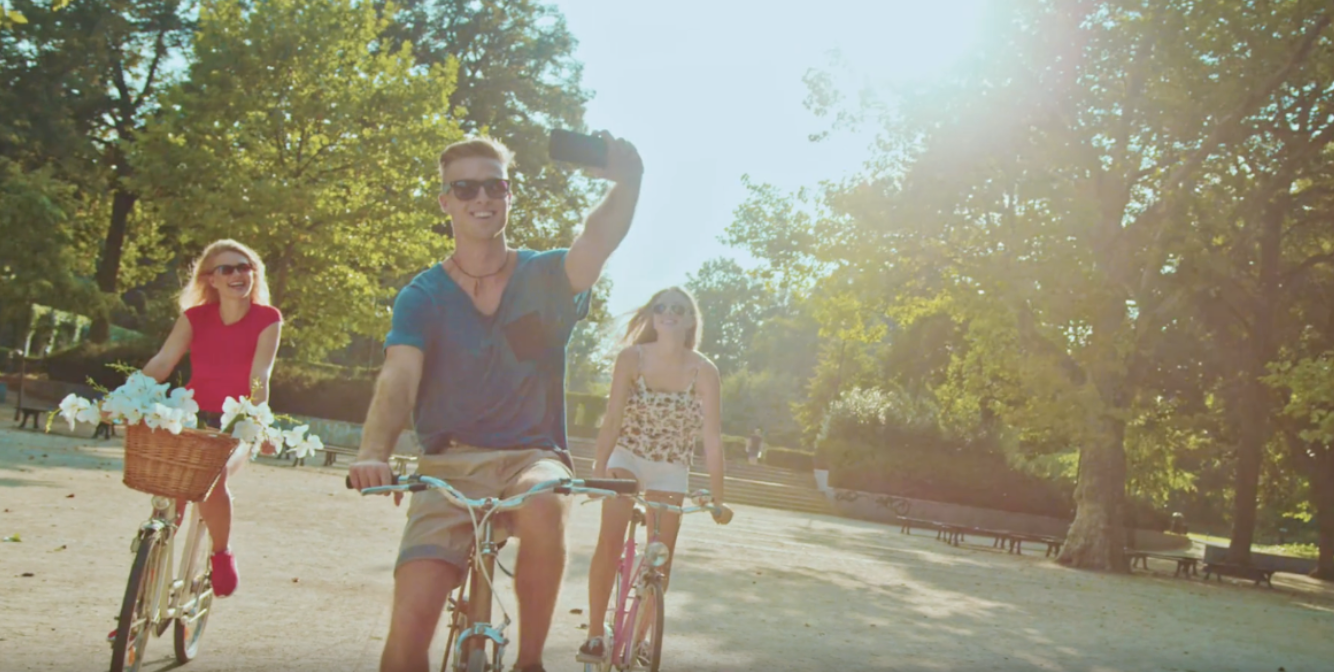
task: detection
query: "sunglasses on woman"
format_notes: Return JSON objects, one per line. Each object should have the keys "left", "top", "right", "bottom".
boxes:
{"left": 211, "top": 262, "right": 253, "bottom": 276}
{"left": 653, "top": 303, "right": 691, "bottom": 317}
{"left": 447, "top": 178, "right": 511, "bottom": 201}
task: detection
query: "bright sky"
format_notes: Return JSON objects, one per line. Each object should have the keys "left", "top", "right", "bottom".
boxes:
{"left": 553, "top": 0, "right": 991, "bottom": 316}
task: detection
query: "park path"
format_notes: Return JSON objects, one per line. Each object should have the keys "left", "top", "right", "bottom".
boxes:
{"left": 3, "top": 424, "right": 1334, "bottom": 671}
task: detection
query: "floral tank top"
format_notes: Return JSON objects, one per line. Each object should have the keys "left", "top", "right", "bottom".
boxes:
{"left": 614, "top": 346, "right": 705, "bottom": 466}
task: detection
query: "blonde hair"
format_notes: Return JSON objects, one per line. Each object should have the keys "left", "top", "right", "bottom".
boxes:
{"left": 438, "top": 136, "right": 515, "bottom": 187}
{"left": 621, "top": 287, "right": 703, "bottom": 350}
{"left": 178, "top": 239, "right": 271, "bottom": 311}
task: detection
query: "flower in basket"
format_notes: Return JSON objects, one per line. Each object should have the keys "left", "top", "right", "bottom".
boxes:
{"left": 217, "top": 396, "right": 324, "bottom": 460}
{"left": 281, "top": 425, "right": 325, "bottom": 460}
{"left": 56, "top": 372, "right": 200, "bottom": 433}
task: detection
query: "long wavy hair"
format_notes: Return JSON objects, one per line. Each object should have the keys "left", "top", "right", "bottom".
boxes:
{"left": 620, "top": 286, "right": 702, "bottom": 350}
{"left": 178, "top": 239, "right": 272, "bottom": 312}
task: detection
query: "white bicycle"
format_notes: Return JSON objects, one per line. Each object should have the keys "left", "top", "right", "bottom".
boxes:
{"left": 108, "top": 495, "right": 214, "bottom": 672}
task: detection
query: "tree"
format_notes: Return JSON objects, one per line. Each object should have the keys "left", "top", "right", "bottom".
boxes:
{"left": 382, "top": 0, "right": 593, "bottom": 248}
{"left": 684, "top": 257, "right": 778, "bottom": 377}
{"left": 130, "top": 0, "right": 464, "bottom": 359}
{"left": 731, "top": 0, "right": 1333, "bottom": 570}
{"left": 1, "top": 0, "right": 195, "bottom": 341}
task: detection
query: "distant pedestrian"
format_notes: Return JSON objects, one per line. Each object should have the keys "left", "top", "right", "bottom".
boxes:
{"left": 747, "top": 428, "right": 764, "bottom": 465}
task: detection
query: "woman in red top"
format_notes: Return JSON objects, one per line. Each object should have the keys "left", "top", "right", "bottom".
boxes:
{"left": 141, "top": 239, "right": 283, "bottom": 597}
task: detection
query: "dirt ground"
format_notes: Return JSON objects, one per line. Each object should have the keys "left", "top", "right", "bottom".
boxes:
{"left": 4, "top": 422, "right": 1334, "bottom": 672}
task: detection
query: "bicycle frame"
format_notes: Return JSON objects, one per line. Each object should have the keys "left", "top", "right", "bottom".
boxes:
{"left": 603, "top": 492, "right": 720, "bottom": 669}
{"left": 449, "top": 501, "right": 511, "bottom": 672}
{"left": 143, "top": 497, "right": 211, "bottom": 634}
{"left": 355, "top": 474, "right": 637, "bottom": 672}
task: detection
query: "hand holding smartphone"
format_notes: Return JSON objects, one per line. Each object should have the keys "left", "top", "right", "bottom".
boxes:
{"left": 548, "top": 129, "right": 608, "bottom": 168}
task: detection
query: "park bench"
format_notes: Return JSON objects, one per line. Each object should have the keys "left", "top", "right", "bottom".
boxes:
{"left": 1202, "top": 561, "right": 1275, "bottom": 588}
{"left": 312, "top": 443, "right": 415, "bottom": 476}
{"left": 899, "top": 517, "right": 942, "bottom": 535}
{"left": 937, "top": 524, "right": 1011, "bottom": 548}
{"left": 13, "top": 386, "right": 58, "bottom": 430}
{"left": 1006, "top": 533, "right": 1065, "bottom": 557}
{"left": 1126, "top": 551, "right": 1199, "bottom": 577}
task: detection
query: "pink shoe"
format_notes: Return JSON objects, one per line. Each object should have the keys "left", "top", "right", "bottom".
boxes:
{"left": 210, "top": 549, "right": 239, "bottom": 597}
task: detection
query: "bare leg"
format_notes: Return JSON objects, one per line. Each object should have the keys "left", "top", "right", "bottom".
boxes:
{"left": 198, "top": 473, "right": 232, "bottom": 553}
{"left": 382, "top": 560, "right": 461, "bottom": 672}
{"left": 508, "top": 465, "right": 573, "bottom": 669}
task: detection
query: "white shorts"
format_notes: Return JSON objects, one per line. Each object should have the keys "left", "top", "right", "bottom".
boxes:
{"left": 605, "top": 447, "right": 689, "bottom": 494}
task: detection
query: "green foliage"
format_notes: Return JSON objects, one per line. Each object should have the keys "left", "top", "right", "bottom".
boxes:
{"left": 719, "top": 368, "right": 804, "bottom": 448}
{"left": 817, "top": 386, "right": 1077, "bottom": 518}
{"left": 383, "top": 0, "right": 594, "bottom": 249}
{"left": 131, "top": 0, "right": 465, "bottom": 360}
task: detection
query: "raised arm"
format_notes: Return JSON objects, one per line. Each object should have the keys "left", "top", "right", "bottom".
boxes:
{"left": 142, "top": 314, "right": 192, "bottom": 383}
{"left": 592, "top": 347, "right": 638, "bottom": 477}
{"left": 564, "top": 132, "right": 644, "bottom": 294}
{"left": 696, "top": 358, "right": 726, "bottom": 506}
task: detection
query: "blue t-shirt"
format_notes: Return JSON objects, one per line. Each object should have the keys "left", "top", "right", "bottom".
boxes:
{"left": 385, "top": 249, "right": 591, "bottom": 460}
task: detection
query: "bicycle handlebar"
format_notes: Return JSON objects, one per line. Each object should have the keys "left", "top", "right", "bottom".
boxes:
{"left": 345, "top": 474, "right": 640, "bottom": 510}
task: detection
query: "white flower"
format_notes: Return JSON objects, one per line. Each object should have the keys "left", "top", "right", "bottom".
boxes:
{"left": 168, "top": 388, "right": 199, "bottom": 416}
{"left": 282, "top": 425, "right": 309, "bottom": 448}
{"left": 58, "top": 394, "right": 90, "bottom": 432}
{"left": 74, "top": 402, "right": 102, "bottom": 427}
{"left": 231, "top": 417, "right": 264, "bottom": 444}
{"left": 292, "top": 433, "right": 323, "bottom": 459}
{"left": 250, "top": 401, "right": 275, "bottom": 427}
{"left": 220, "top": 397, "right": 244, "bottom": 430}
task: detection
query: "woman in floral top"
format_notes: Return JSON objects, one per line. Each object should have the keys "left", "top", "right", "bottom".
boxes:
{"left": 579, "top": 286, "right": 726, "bottom": 664}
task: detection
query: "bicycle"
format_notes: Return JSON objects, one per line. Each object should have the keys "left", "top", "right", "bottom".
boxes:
{"left": 582, "top": 490, "right": 732, "bottom": 672}
{"left": 108, "top": 495, "right": 215, "bottom": 672}
{"left": 348, "top": 473, "right": 640, "bottom": 672}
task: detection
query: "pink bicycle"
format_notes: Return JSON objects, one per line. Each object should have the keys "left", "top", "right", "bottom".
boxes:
{"left": 583, "top": 490, "right": 732, "bottom": 672}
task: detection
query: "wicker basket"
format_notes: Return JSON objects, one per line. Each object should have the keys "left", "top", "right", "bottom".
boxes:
{"left": 122, "top": 423, "right": 240, "bottom": 501}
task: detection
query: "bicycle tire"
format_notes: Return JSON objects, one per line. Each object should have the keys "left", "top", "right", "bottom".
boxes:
{"left": 110, "top": 528, "right": 162, "bottom": 672}
{"left": 173, "top": 522, "right": 214, "bottom": 663}
{"left": 628, "top": 579, "right": 664, "bottom": 672}
{"left": 465, "top": 647, "right": 486, "bottom": 672}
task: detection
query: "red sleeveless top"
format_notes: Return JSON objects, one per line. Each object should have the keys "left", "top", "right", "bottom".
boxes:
{"left": 184, "top": 303, "right": 282, "bottom": 413}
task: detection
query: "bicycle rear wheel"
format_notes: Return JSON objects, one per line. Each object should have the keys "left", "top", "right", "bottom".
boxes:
{"left": 173, "top": 514, "right": 213, "bottom": 663}
{"left": 627, "top": 579, "right": 664, "bottom": 672}
{"left": 111, "top": 528, "right": 163, "bottom": 672}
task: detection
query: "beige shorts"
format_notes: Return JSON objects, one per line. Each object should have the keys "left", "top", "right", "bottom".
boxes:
{"left": 397, "top": 444, "right": 572, "bottom": 572}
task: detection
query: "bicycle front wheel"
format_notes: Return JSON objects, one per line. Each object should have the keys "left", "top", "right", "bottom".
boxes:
{"left": 111, "top": 528, "right": 163, "bottom": 672}
{"left": 173, "top": 516, "right": 214, "bottom": 663}
{"left": 627, "top": 579, "right": 664, "bottom": 672}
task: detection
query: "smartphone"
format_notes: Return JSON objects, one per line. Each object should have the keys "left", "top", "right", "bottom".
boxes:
{"left": 549, "top": 129, "right": 607, "bottom": 168}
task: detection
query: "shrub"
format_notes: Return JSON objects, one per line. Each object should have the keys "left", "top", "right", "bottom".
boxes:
{"left": 761, "top": 445, "right": 814, "bottom": 471}
{"left": 818, "top": 386, "right": 1078, "bottom": 518}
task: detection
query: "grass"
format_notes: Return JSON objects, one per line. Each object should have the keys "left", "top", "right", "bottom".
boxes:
{"left": 1188, "top": 533, "right": 1318, "bottom": 559}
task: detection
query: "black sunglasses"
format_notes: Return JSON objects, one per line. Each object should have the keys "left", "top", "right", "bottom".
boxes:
{"left": 653, "top": 303, "right": 691, "bottom": 317}
{"left": 211, "top": 262, "right": 253, "bottom": 277}
{"left": 447, "top": 178, "right": 511, "bottom": 201}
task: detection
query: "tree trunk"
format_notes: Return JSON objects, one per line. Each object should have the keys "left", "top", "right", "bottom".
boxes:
{"left": 89, "top": 187, "right": 138, "bottom": 343}
{"left": 1059, "top": 416, "right": 1130, "bottom": 572}
{"left": 1228, "top": 203, "right": 1282, "bottom": 565}
{"left": 1227, "top": 387, "right": 1266, "bottom": 566}
{"left": 1312, "top": 454, "right": 1334, "bottom": 581}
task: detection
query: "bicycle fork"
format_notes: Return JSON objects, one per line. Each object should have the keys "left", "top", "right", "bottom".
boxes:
{"left": 452, "top": 519, "right": 510, "bottom": 671}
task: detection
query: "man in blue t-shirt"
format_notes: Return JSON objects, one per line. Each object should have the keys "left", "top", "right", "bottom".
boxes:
{"left": 350, "top": 133, "right": 643, "bottom": 672}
